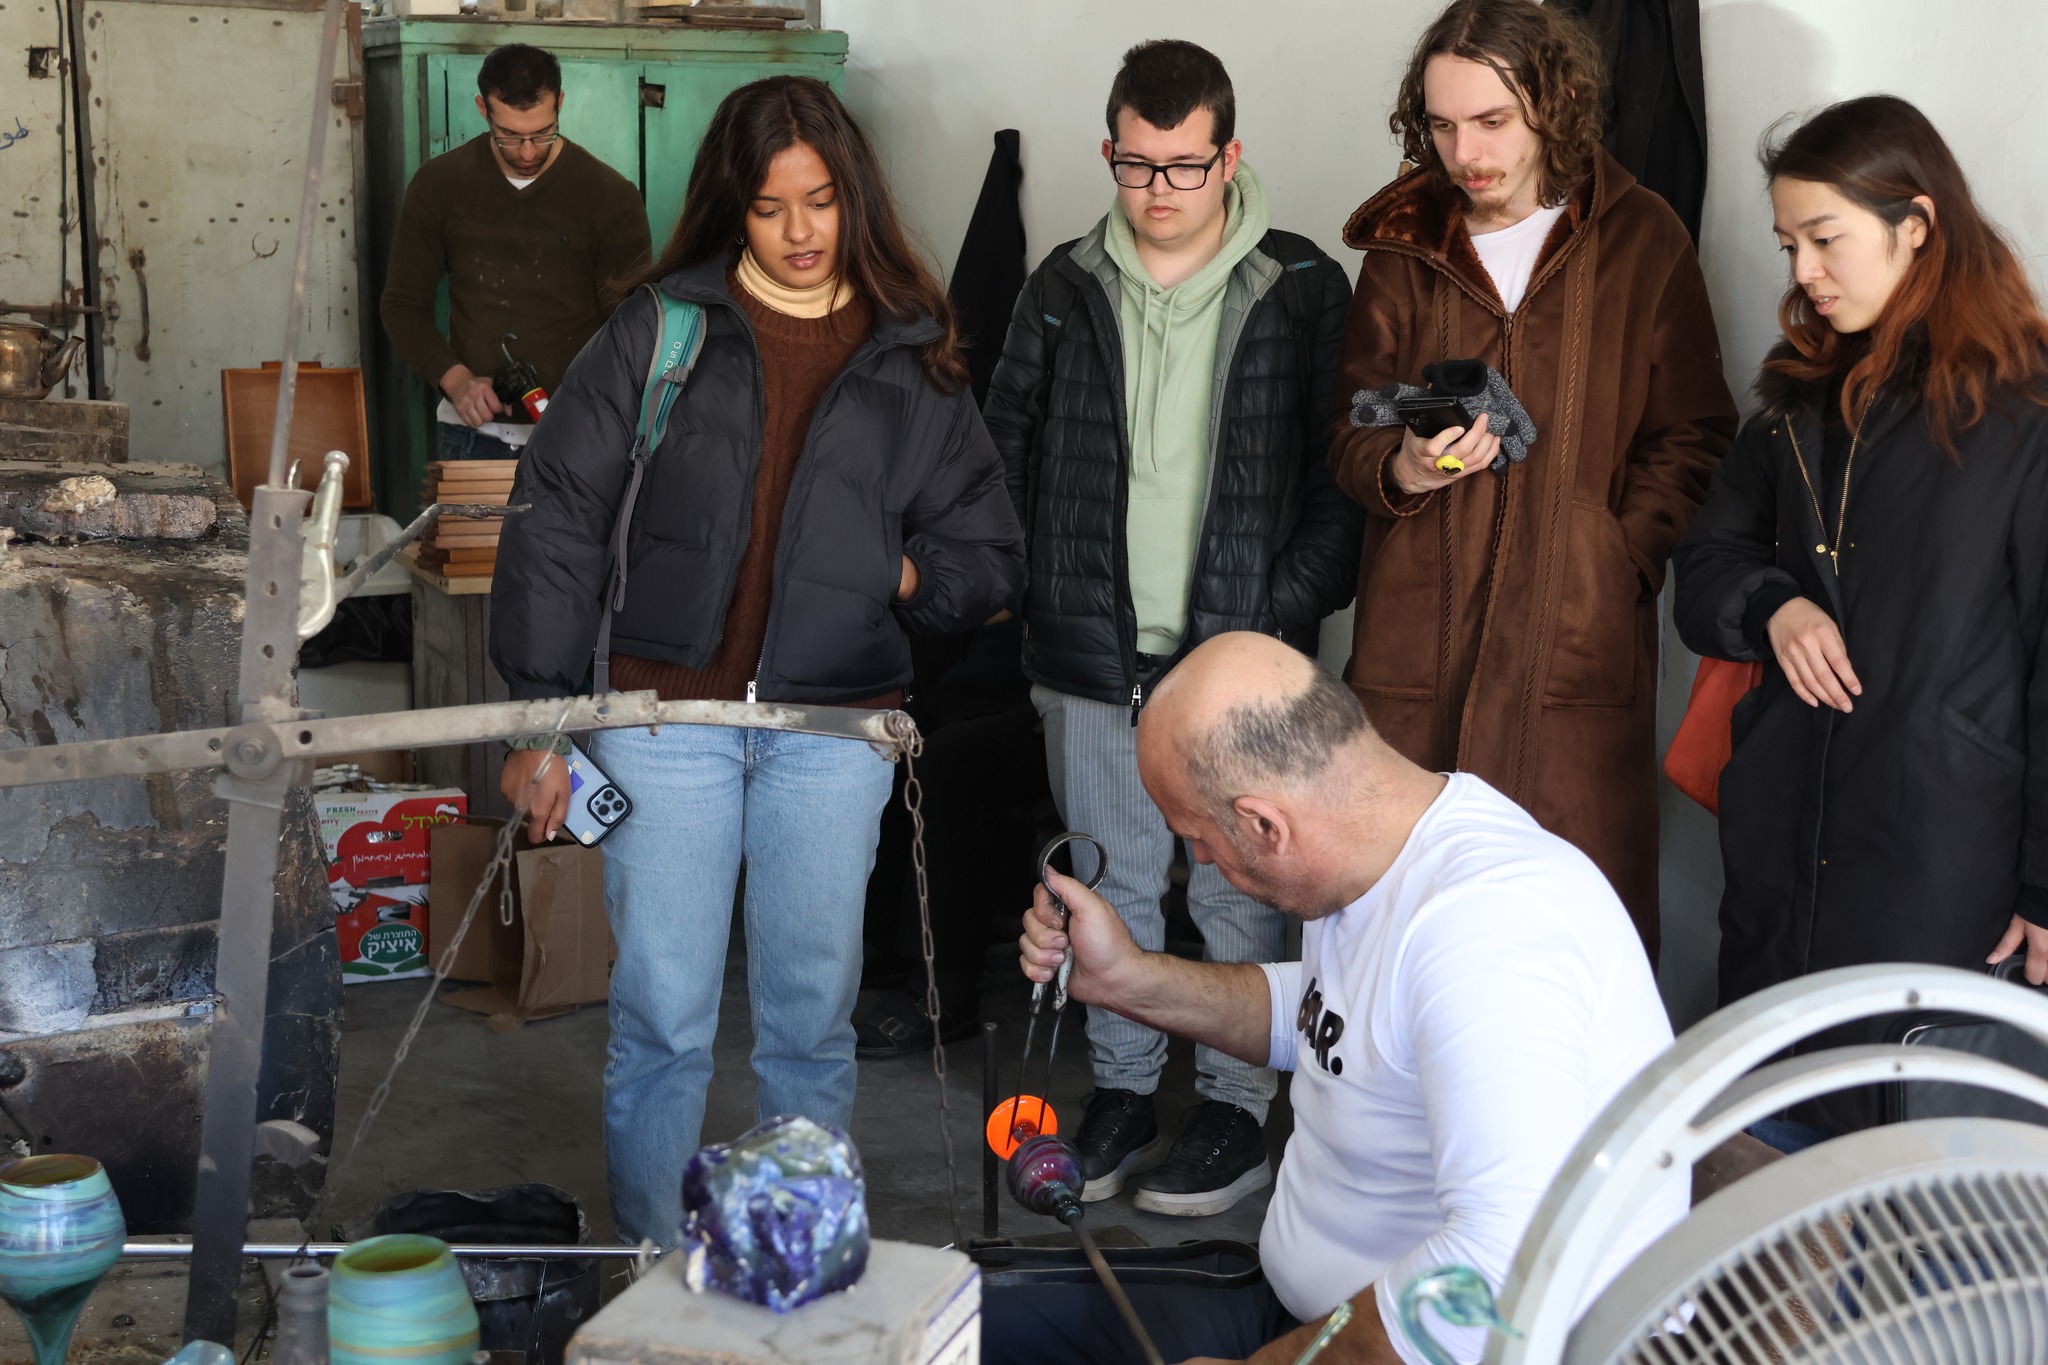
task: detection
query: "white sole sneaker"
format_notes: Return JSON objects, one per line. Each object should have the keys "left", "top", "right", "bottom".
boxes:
{"left": 1079, "top": 1133, "right": 1171, "bottom": 1202}
{"left": 1132, "top": 1157, "right": 1274, "bottom": 1217}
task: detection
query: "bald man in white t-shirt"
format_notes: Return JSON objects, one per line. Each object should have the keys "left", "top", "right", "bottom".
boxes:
{"left": 983, "top": 632, "right": 1685, "bottom": 1365}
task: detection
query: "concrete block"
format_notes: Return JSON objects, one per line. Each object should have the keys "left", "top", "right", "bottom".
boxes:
{"left": 0, "top": 939, "right": 97, "bottom": 1034}
{"left": 568, "top": 1241, "right": 979, "bottom": 1365}
{"left": 0, "top": 461, "right": 219, "bottom": 540}
{"left": 0, "top": 398, "right": 129, "bottom": 463}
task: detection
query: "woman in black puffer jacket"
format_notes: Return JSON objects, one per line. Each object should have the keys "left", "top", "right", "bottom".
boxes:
{"left": 489, "top": 77, "right": 1022, "bottom": 1246}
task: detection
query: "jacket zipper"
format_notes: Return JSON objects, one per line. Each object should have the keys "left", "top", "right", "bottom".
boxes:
{"left": 1064, "top": 254, "right": 1150, "bottom": 726}
{"left": 1180, "top": 258, "right": 1281, "bottom": 646}
{"left": 749, "top": 335, "right": 895, "bottom": 703}
{"left": 666, "top": 282, "right": 907, "bottom": 706}
{"left": 672, "top": 286, "right": 769, "bottom": 692}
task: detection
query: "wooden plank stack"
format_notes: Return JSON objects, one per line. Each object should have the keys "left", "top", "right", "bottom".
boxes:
{"left": 419, "top": 459, "right": 518, "bottom": 579}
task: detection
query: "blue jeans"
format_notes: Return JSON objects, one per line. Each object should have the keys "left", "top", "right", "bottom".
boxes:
{"left": 589, "top": 723, "right": 895, "bottom": 1246}
{"left": 436, "top": 421, "right": 524, "bottom": 460}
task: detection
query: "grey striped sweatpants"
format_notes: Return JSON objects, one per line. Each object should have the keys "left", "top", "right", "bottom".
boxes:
{"left": 1031, "top": 685, "right": 1284, "bottom": 1121}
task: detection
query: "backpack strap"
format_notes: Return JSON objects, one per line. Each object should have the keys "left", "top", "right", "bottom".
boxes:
{"left": 593, "top": 285, "right": 707, "bottom": 696}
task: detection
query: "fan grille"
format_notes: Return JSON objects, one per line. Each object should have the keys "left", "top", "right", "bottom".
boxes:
{"left": 1605, "top": 1166, "right": 2048, "bottom": 1365}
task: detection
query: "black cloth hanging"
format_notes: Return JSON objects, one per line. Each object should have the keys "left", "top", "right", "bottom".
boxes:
{"left": 1552, "top": 0, "right": 1708, "bottom": 242}
{"left": 948, "top": 129, "right": 1026, "bottom": 406}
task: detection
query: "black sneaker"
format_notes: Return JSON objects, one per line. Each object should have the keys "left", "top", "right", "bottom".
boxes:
{"left": 1073, "top": 1088, "right": 1170, "bottom": 1202}
{"left": 1133, "top": 1101, "right": 1273, "bottom": 1217}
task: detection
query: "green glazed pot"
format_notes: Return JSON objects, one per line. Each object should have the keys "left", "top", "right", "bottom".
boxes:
{"left": 329, "top": 1234, "right": 480, "bottom": 1365}
{"left": 0, "top": 1154, "right": 128, "bottom": 1365}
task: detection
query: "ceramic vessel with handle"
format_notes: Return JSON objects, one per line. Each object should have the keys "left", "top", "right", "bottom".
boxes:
{"left": 0, "top": 323, "right": 87, "bottom": 400}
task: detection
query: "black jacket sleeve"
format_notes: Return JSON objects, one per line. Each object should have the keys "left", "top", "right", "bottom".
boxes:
{"left": 489, "top": 291, "right": 657, "bottom": 700}
{"left": 897, "top": 394, "right": 1028, "bottom": 635}
{"left": 981, "top": 264, "right": 1056, "bottom": 541}
{"left": 1265, "top": 254, "right": 1367, "bottom": 633}
{"left": 1671, "top": 414, "right": 1804, "bottom": 663}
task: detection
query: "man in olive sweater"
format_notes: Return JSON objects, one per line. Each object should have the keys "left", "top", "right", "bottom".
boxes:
{"left": 380, "top": 44, "right": 650, "bottom": 459}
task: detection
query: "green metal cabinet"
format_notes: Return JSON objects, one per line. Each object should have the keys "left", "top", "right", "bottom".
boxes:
{"left": 362, "top": 18, "right": 846, "bottom": 518}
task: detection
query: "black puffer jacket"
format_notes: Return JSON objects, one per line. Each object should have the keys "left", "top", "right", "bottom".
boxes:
{"left": 491, "top": 257, "right": 1025, "bottom": 704}
{"left": 983, "top": 222, "right": 1364, "bottom": 706}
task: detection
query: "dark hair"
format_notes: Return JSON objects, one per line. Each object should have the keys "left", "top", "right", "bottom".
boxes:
{"left": 1185, "top": 666, "right": 1369, "bottom": 816}
{"left": 636, "top": 76, "right": 965, "bottom": 392}
{"left": 1760, "top": 95, "right": 2048, "bottom": 449}
{"left": 477, "top": 45, "right": 561, "bottom": 111}
{"left": 1104, "top": 39, "right": 1235, "bottom": 147}
{"left": 1391, "top": 0, "right": 1606, "bottom": 204}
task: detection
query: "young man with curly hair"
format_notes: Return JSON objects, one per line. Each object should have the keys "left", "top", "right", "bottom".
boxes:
{"left": 1331, "top": 0, "right": 1738, "bottom": 961}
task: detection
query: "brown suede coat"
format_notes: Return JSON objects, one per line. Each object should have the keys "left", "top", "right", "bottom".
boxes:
{"left": 1331, "top": 150, "right": 1737, "bottom": 955}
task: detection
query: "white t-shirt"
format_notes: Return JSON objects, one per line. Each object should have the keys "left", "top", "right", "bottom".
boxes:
{"left": 1256, "top": 774, "right": 1685, "bottom": 1365}
{"left": 1469, "top": 204, "right": 1565, "bottom": 313}
{"left": 434, "top": 397, "right": 534, "bottom": 448}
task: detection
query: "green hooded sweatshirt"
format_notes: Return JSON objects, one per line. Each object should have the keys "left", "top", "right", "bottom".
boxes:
{"left": 1101, "top": 161, "right": 1272, "bottom": 656}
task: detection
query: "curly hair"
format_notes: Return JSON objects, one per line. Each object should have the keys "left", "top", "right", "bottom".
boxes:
{"left": 1390, "top": 0, "right": 1608, "bottom": 205}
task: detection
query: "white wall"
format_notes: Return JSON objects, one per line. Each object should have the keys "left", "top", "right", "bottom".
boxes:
{"left": 830, "top": 0, "right": 1443, "bottom": 279}
{"left": 831, "top": 0, "right": 2048, "bottom": 1027}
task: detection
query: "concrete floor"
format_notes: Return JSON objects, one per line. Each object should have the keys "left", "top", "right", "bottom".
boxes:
{"left": 324, "top": 930, "right": 1290, "bottom": 1253}
{"left": 1, "top": 928, "right": 1289, "bottom": 1362}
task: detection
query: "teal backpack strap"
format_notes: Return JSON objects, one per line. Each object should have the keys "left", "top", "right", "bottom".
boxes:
{"left": 593, "top": 286, "right": 708, "bottom": 695}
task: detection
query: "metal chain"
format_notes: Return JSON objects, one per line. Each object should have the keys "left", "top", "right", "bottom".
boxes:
{"left": 241, "top": 714, "right": 572, "bottom": 1362}
{"left": 902, "top": 732, "right": 964, "bottom": 1250}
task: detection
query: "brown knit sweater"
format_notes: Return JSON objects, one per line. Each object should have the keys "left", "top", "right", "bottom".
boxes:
{"left": 611, "top": 274, "right": 886, "bottom": 704}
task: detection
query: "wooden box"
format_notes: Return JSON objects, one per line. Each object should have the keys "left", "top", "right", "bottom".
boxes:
{"left": 221, "top": 361, "right": 373, "bottom": 510}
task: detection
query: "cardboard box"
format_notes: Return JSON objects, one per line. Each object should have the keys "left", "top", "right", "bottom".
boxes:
{"left": 429, "top": 820, "right": 614, "bottom": 1022}
{"left": 316, "top": 787, "right": 467, "bottom": 983}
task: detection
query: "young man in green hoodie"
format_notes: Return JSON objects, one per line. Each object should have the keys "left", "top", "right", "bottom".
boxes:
{"left": 985, "top": 39, "right": 1363, "bottom": 1218}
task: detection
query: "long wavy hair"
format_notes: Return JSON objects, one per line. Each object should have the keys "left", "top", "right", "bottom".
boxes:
{"left": 1390, "top": 0, "right": 1607, "bottom": 206}
{"left": 1760, "top": 95, "right": 2048, "bottom": 449}
{"left": 635, "top": 76, "right": 966, "bottom": 392}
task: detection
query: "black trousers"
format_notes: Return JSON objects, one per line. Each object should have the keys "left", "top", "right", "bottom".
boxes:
{"left": 980, "top": 1273, "right": 1297, "bottom": 1365}
{"left": 864, "top": 699, "right": 1049, "bottom": 1018}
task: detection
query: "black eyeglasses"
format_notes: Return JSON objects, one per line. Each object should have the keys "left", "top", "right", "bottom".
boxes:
{"left": 1109, "top": 149, "right": 1223, "bottom": 191}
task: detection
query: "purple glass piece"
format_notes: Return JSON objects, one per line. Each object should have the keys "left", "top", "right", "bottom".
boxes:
{"left": 678, "top": 1116, "right": 869, "bottom": 1314}
{"left": 1005, "top": 1133, "right": 1084, "bottom": 1222}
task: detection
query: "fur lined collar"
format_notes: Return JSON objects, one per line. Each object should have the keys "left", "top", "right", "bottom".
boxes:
{"left": 1341, "top": 148, "right": 1633, "bottom": 303}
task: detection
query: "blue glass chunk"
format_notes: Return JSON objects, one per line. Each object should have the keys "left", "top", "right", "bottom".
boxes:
{"left": 679, "top": 1116, "right": 869, "bottom": 1314}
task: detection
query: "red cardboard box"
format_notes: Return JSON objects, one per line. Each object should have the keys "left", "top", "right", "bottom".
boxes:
{"left": 315, "top": 788, "right": 465, "bottom": 982}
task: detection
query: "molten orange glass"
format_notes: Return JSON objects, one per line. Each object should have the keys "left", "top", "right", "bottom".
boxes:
{"left": 985, "top": 1095, "right": 1058, "bottom": 1160}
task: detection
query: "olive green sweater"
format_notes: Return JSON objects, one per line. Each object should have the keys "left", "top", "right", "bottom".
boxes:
{"left": 380, "top": 135, "right": 651, "bottom": 396}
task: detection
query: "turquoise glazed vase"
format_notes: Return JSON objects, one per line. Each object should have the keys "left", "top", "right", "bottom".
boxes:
{"left": 0, "top": 1154, "right": 127, "bottom": 1365}
{"left": 329, "top": 1234, "right": 479, "bottom": 1365}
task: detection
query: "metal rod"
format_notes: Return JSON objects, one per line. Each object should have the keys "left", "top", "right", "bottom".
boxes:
{"left": 0, "top": 694, "right": 911, "bottom": 790}
{"left": 264, "top": 0, "right": 346, "bottom": 493}
{"left": 63, "top": 0, "right": 105, "bottom": 399}
{"left": 1067, "top": 1218, "right": 1164, "bottom": 1365}
{"left": 129, "top": 1242, "right": 643, "bottom": 1261}
{"left": 183, "top": 484, "right": 313, "bottom": 1346}
{"left": 981, "top": 1021, "right": 999, "bottom": 1241}
{"left": 332, "top": 503, "right": 528, "bottom": 603}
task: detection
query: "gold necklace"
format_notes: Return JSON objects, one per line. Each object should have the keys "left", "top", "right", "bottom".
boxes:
{"left": 1785, "top": 413, "right": 1863, "bottom": 577}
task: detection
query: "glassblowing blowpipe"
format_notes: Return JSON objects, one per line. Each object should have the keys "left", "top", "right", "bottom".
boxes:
{"left": 1004, "top": 1134, "right": 1163, "bottom": 1365}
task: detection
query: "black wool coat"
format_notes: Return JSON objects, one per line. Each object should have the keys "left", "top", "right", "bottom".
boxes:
{"left": 491, "top": 257, "right": 1025, "bottom": 704}
{"left": 982, "top": 226, "right": 1364, "bottom": 707}
{"left": 1673, "top": 358, "right": 2048, "bottom": 1129}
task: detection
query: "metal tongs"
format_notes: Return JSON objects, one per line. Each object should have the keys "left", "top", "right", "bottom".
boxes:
{"left": 1005, "top": 831, "right": 1108, "bottom": 1149}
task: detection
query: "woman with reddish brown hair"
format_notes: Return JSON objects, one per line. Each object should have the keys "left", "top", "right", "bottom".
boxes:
{"left": 1675, "top": 94, "right": 2048, "bottom": 1142}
